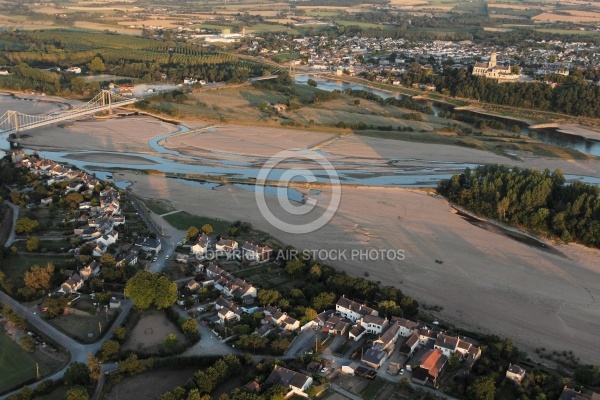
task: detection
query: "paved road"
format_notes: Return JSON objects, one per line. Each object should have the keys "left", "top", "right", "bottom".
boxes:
{"left": 0, "top": 291, "right": 133, "bottom": 400}
{"left": 126, "top": 193, "right": 180, "bottom": 273}
{"left": 3, "top": 200, "right": 19, "bottom": 248}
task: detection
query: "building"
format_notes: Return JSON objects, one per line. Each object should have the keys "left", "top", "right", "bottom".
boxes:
{"left": 266, "top": 365, "right": 313, "bottom": 397}
{"left": 411, "top": 348, "right": 448, "bottom": 388}
{"left": 558, "top": 387, "right": 600, "bottom": 400}
{"left": 134, "top": 236, "right": 161, "bottom": 253}
{"left": 506, "top": 364, "right": 526, "bottom": 384}
{"left": 472, "top": 50, "right": 519, "bottom": 81}
{"left": 336, "top": 296, "right": 378, "bottom": 322}
{"left": 360, "top": 315, "right": 388, "bottom": 334}
{"left": 191, "top": 233, "right": 210, "bottom": 256}
{"left": 241, "top": 241, "right": 273, "bottom": 262}
{"left": 66, "top": 66, "right": 81, "bottom": 74}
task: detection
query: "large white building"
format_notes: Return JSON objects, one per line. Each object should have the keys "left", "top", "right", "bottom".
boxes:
{"left": 473, "top": 50, "right": 519, "bottom": 82}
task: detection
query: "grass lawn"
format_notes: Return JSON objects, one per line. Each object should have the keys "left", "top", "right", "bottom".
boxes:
{"left": 0, "top": 332, "right": 36, "bottom": 393}
{"left": 47, "top": 308, "right": 118, "bottom": 343}
{"left": 163, "top": 211, "right": 230, "bottom": 234}
{"left": 143, "top": 199, "right": 175, "bottom": 216}
{"left": 1, "top": 254, "right": 72, "bottom": 281}
{"left": 361, "top": 379, "right": 388, "bottom": 400}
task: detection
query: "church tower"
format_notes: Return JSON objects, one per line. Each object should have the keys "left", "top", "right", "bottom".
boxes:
{"left": 489, "top": 50, "right": 497, "bottom": 68}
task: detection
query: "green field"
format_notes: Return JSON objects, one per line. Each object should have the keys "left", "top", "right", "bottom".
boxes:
{"left": 0, "top": 332, "right": 36, "bottom": 393}
{"left": 163, "top": 211, "right": 230, "bottom": 234}
{"left": 1, "top": 255, "right": 71, "bottom": 281}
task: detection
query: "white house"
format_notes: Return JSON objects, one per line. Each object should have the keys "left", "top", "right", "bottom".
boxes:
{"left": 191, "top": 233, "right": 210, "bottom": 256}
{"left": 506, "top": 364, "right": 526, "bottom": 384}
{"left": 336, "top": 296, "right": 378, "bottom": 322}
{"left": 360, "top": 315, "right": 388, "bottom": 334}
{"left": 79, "top": 261, "right": 100, "bottom": 281}
{"left": 216, "top": 238, "right": 238, "bottom": 254}
{"left": 59, "top": 274, "right": 84, "bottom": 294}
{"left": 241, "top": 241, "right": 273, "bottom": 262}
{"left": 66, "top": 66, "right": 82, "bottom": 74}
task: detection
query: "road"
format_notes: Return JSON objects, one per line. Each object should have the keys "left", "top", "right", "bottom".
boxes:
{"left": 0, "top": 291, "right": 133, "bottom": 400}
{"left": 126, "top": 192, "right": 181, "bottom": 273}
{"left": 3, "top": 200, "right": 19, "bottom": 248}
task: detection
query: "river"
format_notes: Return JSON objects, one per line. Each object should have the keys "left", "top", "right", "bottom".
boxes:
{"left": 295, "top": 74, "right": 600, "bottom": 157}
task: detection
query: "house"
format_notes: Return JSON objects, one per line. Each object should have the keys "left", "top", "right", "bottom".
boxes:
{"left": 399, "top": 331, "right": 420, "bottom": 356}
{"left": 372, "top": 322, "right": 401, "bottom": 353}
{"left": 558, "top": 386, "right": 600, "bottom": 400}
{"left": 336, "top": 296, "right": 378, "bottom": 322}
{"left": 79, "top": 261, "right": 100, "bottom": 281}
{"left": 186, "top": 279, "right": 201, "bottom": 292}
{"left": 281, "top": 315, "right": 300, "bottom": 331}
{"left": 272, "top": 103, "right": 287, "bottom": 113}
{"left": 411, "top": 349, "right": 448, "bottom": 388}
{"left": 176, "top": 253, "right": 189, "bottom": 263}
{"left": 324, "top": 315, "right": 351, "bottom": 335}
{"left": 116, "top": 251, "right": 138, "bottom": 267}
{"left": 59, "top": 274, "right": 84, "bottom": 294}
{"left": 66, "top": 66, "right": 82, "bottom": 74}
{"left": 243, "top": 381, "right": 261, "bottom": 393}
{"left": 134, "top": 236, "right": 161, "bottom": 253}
{"left": 434, "top": 333, "right": 460, "bottom": 357}
{"left": 349, "top": 324, "right": 366, "bottom": 341}
{"left": 360, "top": 315, "right": 388, "bottom": 334}
{"left": 216, "top": 238, "right": 238, "bottom": 254}
{"left": 191, "top": 233, "right": 210, "bottom": 256}
{"left": 506, "top": 364, "right": 526, "bottom": 384}
{"left": 109, "top": 297, "right": 121, "bottom": 309}
{"left": 218, "top": 307, "right": 241, "bottom": 324}
{"left": 419, "top": 328, "right": 437, "bottom": 346}
{"left": 266, "top": 365, "right": 313, "bottom": 397}
{"left": 256, "top": 323, "right": 273, "bottom": 337}
{"left": 241, "top": 241, "right": 273, "bottom": 262}
{"left": 362, "top": 348, "right": 387, "bottom": 369}
{"left": 391, "top": 317, "right": 421, "bottom": 337}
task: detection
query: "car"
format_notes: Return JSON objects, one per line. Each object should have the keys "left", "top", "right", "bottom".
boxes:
{"left": 165, "top": 255, "right": 170, "bottom": 260}
{"left": 399, "top": 369, "right": 405, "bottom": 375}
{"left": 196, "top": 307, "right": 205, "bottom": 312}
{"left": 152, "top": 257, "right": 158, "bottom": 262}
{"left": 320, "top": 367, "right": 328, "bottom": 373}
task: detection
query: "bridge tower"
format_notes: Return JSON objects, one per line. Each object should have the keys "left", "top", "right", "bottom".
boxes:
{"left": 101, "top": 90, "right": 113, "bottom": 115}
{"left": 7, "top": 110, "right": 19, "bottom": 138}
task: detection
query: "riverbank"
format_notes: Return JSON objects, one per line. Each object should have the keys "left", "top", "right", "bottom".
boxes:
{"left": 531, "top": 122, "right": 600, "bottom": 142}
{"left": 117, "top": 170, "right": 600, "bottom": 364}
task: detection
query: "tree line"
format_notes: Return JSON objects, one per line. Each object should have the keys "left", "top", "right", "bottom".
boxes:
{"left": 438, "top": 165, "right": 600, "bottom": 248}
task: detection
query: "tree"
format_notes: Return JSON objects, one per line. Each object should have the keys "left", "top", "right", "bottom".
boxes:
{"left": 20, "top": 336, "right": 35, "bottom": 351}
{"left": 163, "top": 333, "right": 180, "bottom": 351}
{"left": 201, "top": 224, "right": 213, "bottom": 235}
{"left": 270, "top": 337, "right": 291, "bottom": 355}
{"left": 26, "top": 237, "right": 39, "bottom": 252}
{"left": 285, "top": 259, "right": 304, "bottom": 277}
{"left": 23, "top": 263, "right": 54, "bottom": 293}
{"left": 182, "top": 318, "right": 199, "bottom": 340}
{"left": 87, "top": 353, "right": 102, "bottom": 381}
{"left": 90, "top": 56, "right": 106, "bottom": 73}
{"left": 154, "top": 275, "right": 177, "bottom": 310}
{"left": 257, "top": 289, "right": 280, "bottom": 306}
{"left": 100, "top": 253, "right": 116, "bottom": 267}
{"left": 307, "top": 78, "right": 317, "bottom": 87}
{"left": 65, "top": 192, "right": 84, "bottom": 208}
{"left": 118, "top": 353, "right": 147, "bottom": 376}
{"left": 467, "top": 376, "right": 496, "bottom": 400}
{"left": 100, "top": 340, "right": 120, "bottom": 362}
{"left": 113, "top": 326, "right": 128, "bottom": 342}
{"left": 44, "top": 296, "right": 68, "bottom": 318}
{"left": 71, "top": 77, "right": 86, "bottom": 94}
{"left": 186, "top": 226, "right": 199, "bottom": 242}
{"left": 312, "top": 292, "right": 336, "bottom": 311}
{"left": 66, "top": 386, "right": 89, "bottom": 400}
{"left": 125, "top": 271, "right": 156, "bottom": 309}
{"left": 15, "top": 217, "right": 39, "bottom": 234}
{"left": 64, "top": 362, "right": 91, "bottom": 387}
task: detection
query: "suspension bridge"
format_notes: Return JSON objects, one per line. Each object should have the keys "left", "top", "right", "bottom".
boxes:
{"left": 0, "top": 90, "right": 138, "bottom": 136}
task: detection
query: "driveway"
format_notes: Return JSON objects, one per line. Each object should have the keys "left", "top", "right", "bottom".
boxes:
{"left": 286, "top": 328, "right": 319, "bottom": 356}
